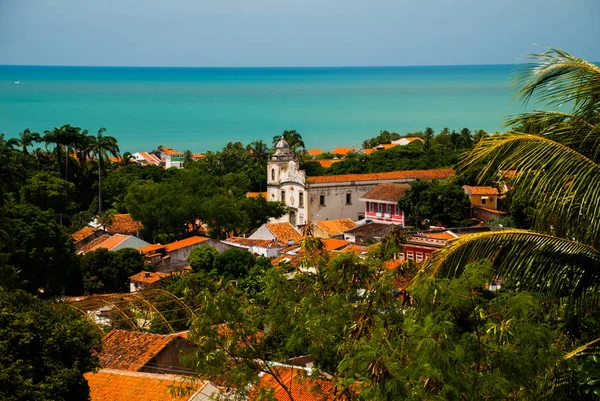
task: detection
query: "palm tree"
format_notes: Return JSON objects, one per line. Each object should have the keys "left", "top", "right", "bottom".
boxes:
{"left": 42, "top": 125, "right": 80, "bottom": 180}
{"left": 17, "top": 129, "right": 40, "bottom": 154}
{"left": 246, "top": 140, "right": 269, "bottom": 161}
{"left": 86, "top": 128, "right": 120, "bottom": 212}
{"left": 272, "top": 130, "right": 305, "bottom": 155}
{"left": 120, "top": 151, "right": 134, "bottom": 166}
{"left": 415, "top": 48, "right": 600, "bottom": 380}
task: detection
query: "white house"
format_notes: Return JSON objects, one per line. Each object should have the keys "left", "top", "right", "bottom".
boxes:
{"left": 132, "top": 152, "right": 161, "bottom": 166}
{"left": 391, "top": 137, "right": 425, "bottom": 146}
{"left": 159, "top": 147, "right": 184, "bottom": 169}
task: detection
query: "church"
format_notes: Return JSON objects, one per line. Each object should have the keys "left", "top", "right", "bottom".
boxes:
{"left": 267, "top": 137, "right": 454, "bottom": 227}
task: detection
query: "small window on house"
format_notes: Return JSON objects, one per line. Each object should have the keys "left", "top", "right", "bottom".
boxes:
{"left": 299, "top": 192, "right": 304, "bottom": 208}
{"left": 369, "top": 202, "right": 374, "bottom": 213}
{"left": 378, "top": 203, "right": 382, "bottom": 213}
{"left": 281, "top": 190, "right": 286, "bottom": 202}
{"left": 395, "top": 205, "right": 400, "bottom": 215}
{"left": 416, "top": 252, "right": 424, "bottom": 262}
{"left": 481, "top": 198, "right": 487, "bottom": 205}
{"left": 407, "top": 252, "right": 414, "bottom": 261}
{"left": 271, "top": 168, "right": 275, "bottom": 181}
{"left": 346, "top": 193, "right": 352, "bottom": 204}
{"left": 319, "top": 195, "right": 325, "bottom": 206}
{"left": 386, "top": 204, "right": 391, "bottom": 215}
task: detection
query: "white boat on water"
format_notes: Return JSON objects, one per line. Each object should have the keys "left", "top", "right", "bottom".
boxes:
{"left": 14, "top": 81, "right": 20, "bottom": 84}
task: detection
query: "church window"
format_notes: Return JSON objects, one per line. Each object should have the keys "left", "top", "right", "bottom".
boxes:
{"left": 281, "top": 190, "right": 286, "bottom": 202}
{"left": 346, "top": 193, "right": 352, "bottom": 204}
{"left": 299, "top": 192, "right": 304, "bottom": 207}
{"left": 271, "top": 168, "right": 275, "bottom": 181}
{"left": 319, "top": 195, "right": 325, "bottom": 206}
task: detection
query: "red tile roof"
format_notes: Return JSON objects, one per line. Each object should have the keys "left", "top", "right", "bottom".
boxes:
{"left": 376, "top": 143, "right": 399, "bottom": 150}
{"left": 307, "top": 149, "right": 323, "bottom": 156}
{"left": 138, "top": 243, "right": 166, "bottom": 254}
{"left": 164, "top": 236, "right": 210, "bottom": 252}
{"left": 314, "top": 219, "right": 357, "bottom": 236}
{"left": 192, "top": 153, "right": 205, "bottom": 159}
{"left": 77, "top": 235, "right": 112, "bottom": 254}
{"left": 85, "top": 369, "right": 205, "bottom": 401}
{"left": 331, "top": 147, "right": 357, "bottom": 156}
{"left": 424, "top": 231, "right": 456, "bottom": 240}
{"left": 362, "top": 148, "right": 375, "bottom": 155}
{"left": 137, "top": 152, "right": 161, "bottom": 166}
{"left": 383, "top": 259, "right": 403, "bottom": 270}
{"left": 316, "top": 159, "right": 340, "bottom": 168}
{"left": 463, "top": 185, "right": 500, "bottom": 195}
{"left": 307, "top": 168, "right": 454, "bottom": 184}
{"left": 72, "top": 226, "right": 100, "bottom": 243}
{"left": 247, "top": 191, "right": 267, "bottom": 198}
{"left": 161, "top": 147, "right": 182, "bottom": 156}
{"left": 360, "top": 183, "right": 411, "bottom": 202}
{"left": 265, "top": 223, "right": 303, "bottom": 244}
{"left": 86, "top": 234, "right": 130, "bottom": 252}
{"left": 250, "top": 366, "right": 338, "bottom": 401}
{"left": 225, "top": 237, "right": 284, "bottom": 248}
{"left": 322, "top": 239, "right": 351, "bottom": 251}
{"left": 129, "top": 271, "right": 174, "bottom": 284}
{"left": 105, "top": 214, "right": 143, "bottom": 235}
{"left": 98, "top": 330, "right": 181, "bottom": 371}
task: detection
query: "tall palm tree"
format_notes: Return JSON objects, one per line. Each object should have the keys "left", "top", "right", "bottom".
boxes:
{"left": 415, "top": 48, "right": 600, "bottom": 380}
{"left": 42, "top": 125, "right": 80, "bottom": 180}
{"left": 246, "top": 139, "right": 269, "bottom": 161}
{"left": 86, "top": 128, "right": 120, "bottom": 212}
{"left": 17, "top": 129, "right": 40, "bottom": 154}
{"left": 272, "top": 130, "right": 305, "bottom": 155}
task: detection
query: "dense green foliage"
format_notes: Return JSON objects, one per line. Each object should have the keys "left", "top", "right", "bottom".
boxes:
{"left": 398, "top": 179, "right": 471, "bottom": 228}
{"left": 79, "top": 248, "right": 146, "bottom": 294}
{"left": 0, "top": 290, "right": 102, "bottom": 401}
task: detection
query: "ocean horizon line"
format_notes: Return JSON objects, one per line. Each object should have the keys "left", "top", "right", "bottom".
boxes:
{"left": 0, "top": 63, "right": 522, "bottom": 70}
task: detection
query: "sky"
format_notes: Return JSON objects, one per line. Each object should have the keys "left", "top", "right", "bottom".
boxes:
{"left": 0, "top": 0, "right": 598, "bottom": 67}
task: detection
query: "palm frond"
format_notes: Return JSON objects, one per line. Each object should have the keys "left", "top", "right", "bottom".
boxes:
{"left": 414, "top": 230, "right": 600, "bottom": 303}
{"left": 565, "top": 337, "right": 600, "bottom": 360}
{"left": 513, "top": 47, "right": 600, "bottom": 120}
{"left": 461, "top": 133, "right": 600, "bottom": 247}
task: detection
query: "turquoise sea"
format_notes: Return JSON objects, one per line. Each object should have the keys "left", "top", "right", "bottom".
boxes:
{"left": 1, "top": 65, "right": 530, "bottom": 153}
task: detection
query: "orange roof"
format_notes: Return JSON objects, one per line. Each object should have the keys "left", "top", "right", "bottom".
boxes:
{"left": 247, "top": 191, "right": 267, "bottom": 198}
{"left": 138, "top": 243, "right": 166, "bottom": 254}
{"left": 225, "top": 237, "right": 284, "bottom": 248}
{"left": 161, "top": 147, "right": 182, "bottom": 156}
{"left": 463, "top": 185, "right": 499, "bottom": 195}
{"left": 401, "top": 137, "right": 424, "bottom": 143}
{"left": 362, "top": 148, "right": 375, "bottom": 155}
{"left": 109, "top": 156, "right": 122, "bottom": 163}
{"left": 129, "top": 271, "right": 173, "bottom": 284}
{"left": 85, "top": 369, "right": 205, "bottom": 401}
{"left": 164, "top": 236, "right": 210, "bottom": 252}
{"left": 342, "top": 244, "right": 371, "bottom": 255}
{"left": 98, "top": 330, "right": 183, "bottom": 371}
{"left": 307, "top": 149, "right": 323, "bottom": 156}
{"left": 314, "top": 219, "right": 357, "bottom": 236}
{"left": 322, "top": 239, "right": 351, "bottom": 251}
{"left": 317, "top": 159, "right": 340, "bottom": 168}
{"left": 104, "top": 214, "right": 143, "bottom": 234}
{"left": 308, "top": 168, "right": 454, "bottom": 184}
{"left": 136, "top": 152, "right": 161, "bottom": 165}
{"left": 331, "top": 147, "right": 357, "bottom": 156}
{"left": 271, "top": 254, "right": 303, "bottom": 267}
{"left": 424, "top": 231, "right": 456, "bottom": 240}
{"left": 192, "top": 153, "right": 205, "bottom": 159}
{"left": 86, "top": 234, "right": 130, "bottom": 252}
{"left": 360, "top": 183, "right": 411, "bottom": 202}
{"left": 250, "top": 366, "right": 338, "bottom": 401}
{"left": 265, "top": 222, "right": 303, "bottom": 244}
{"left": 72, "top": 226, "right": 100, "bottom": 243}
{"left": 377, "top": 143, "right": 399, "bottom": 149}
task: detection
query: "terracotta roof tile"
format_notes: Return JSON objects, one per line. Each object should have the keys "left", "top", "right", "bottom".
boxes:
{"left": 344, "top": 222, "right": 390, "bottom": 236}
{"left": 98, "top": 330, "right": 180, "bottom": 371}
{"left": 360, "top": 183, "right": 411, "bottom": 202}
{"left": 362, "top": 148, "right": 375, "bottom": 155}
{"left": 105, "top": 214, "right": 143, "bottom": 235}
{"left": 136, "top": 152, "right": 161, "bottom": 166}
{"left": 314, "top": 219, "right": 357, "bottom": 236}
{"left": 423, "top": 231, "right": 456, "bottom": 240}
{"left": 308, "top": 168, "right": 454, "bottom": 184}
{"left": 72, "top": 226, "right": 100, "bottom": 243}
{"left": 250, "top": 366, "right": 337, "bottom": 401}
{"left": 265, "top": 223, "right": 303, "bottom": 244}
{"left": 161, "top": 147, "right": 182, "bottom": 156}
{"left": 247, "top": 192, "right": 267, "bottom": 198}
{"left": 307, "top": 149, "right": 323, "bottom": 156}
{"left": 316, "top": 159, "right": 340, "bottom": 168}
{"left": 322, "top": 239, "right": 351, "bottom": 251}
{"left": 138, "top": 243, "right": 166, "bottom": 254}
{"left": 376, "top": 143, "right": 399, "bottom": 149}
{"left": 85, "top": 369, "right": 205, "bottom": 401}
{"left": 383, "top": 259, "right": 403, "bottom": 270}
{"left": 77, "top": 235, "right": 112, "bottom": 254}
{"left": 331, "top": 147, "right": 357, "bottom": 156}
{"left": 272, "top": 254, "right": 303, "bottom": 267}
{"left": 463, "top": 185, "right": 499, "bottom": 195}
{"left": 225, "top": 237, "right": 284, "bottom": 248}
{"left": 129, "top": 271, "right": 174, "bottom": 284}
{"left": 342, "top": 244, "right": 371, "bottom": 255}
{"left": 164, "top": 236, "right": 210, "bottom": 252}
{"left": 86, "top": 234, "right": 131, "bottom": 252}
{"left": 192, "top": 153, "right": 205, "bottom": 159}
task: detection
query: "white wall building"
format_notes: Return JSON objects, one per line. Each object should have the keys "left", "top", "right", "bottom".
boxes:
{"left": 266, "top": 138, "right": 454, "bottom": 226}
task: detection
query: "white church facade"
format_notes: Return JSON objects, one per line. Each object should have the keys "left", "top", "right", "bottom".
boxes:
{"left": 267, "top": 138, "right": 454, "bottom": 227}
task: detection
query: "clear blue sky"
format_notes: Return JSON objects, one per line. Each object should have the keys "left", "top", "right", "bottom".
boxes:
{"left": 1, "top": 0, "right": 598, "bottom": 67}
